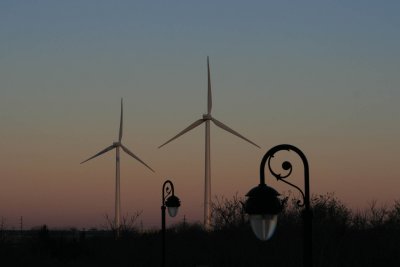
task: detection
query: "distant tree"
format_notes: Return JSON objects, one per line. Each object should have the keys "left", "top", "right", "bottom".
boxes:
{"left": 311, "top": 193, "right": 351, "bottom": 229}
{"left": 351, "top": 209, "right": 369, "bottom": 230}
{"left": 211, "top": 193, "right": 247, "bottom": 231}
{"left": 367, "top": 200, "right": 389, "bottom": 228}
{"left": 387, "top": 200, "right": 400, "bottom": 228}
{"left": 104, "top": 210, "right": 142, "bottom": 237}
{"left": 172, "top": 220, "right": 204, "bottom": 234}
{"left": 0, "top": 217, "right": 6, "bottom": 243}
{"left": 38, "top": 224, "right": 50, "bottom": 242}
{"left": 351, "top": 200, "right": 392, "bottom": 230}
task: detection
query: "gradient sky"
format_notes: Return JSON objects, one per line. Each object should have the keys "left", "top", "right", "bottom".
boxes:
{"left": 1, "top": 1, "right": 399, "bottom": 229}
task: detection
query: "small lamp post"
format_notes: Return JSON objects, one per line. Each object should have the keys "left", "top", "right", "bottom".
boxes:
{"left": 244, "top": 144, "right": 312, "bottom": 267}
{"left": 161, "top": 180, "right": 181, "bottom": 267}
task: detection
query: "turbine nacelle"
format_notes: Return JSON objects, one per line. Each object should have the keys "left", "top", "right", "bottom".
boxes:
{"left": 113, "top": 142, "right": 121, "bottom": 147}
{"left": 203, "top": 114, "right": 212, "bottom": 120}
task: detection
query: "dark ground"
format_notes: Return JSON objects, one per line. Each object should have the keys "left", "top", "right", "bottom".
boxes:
{"left": 1, "top": 194, "right": 399, "bottom": 267}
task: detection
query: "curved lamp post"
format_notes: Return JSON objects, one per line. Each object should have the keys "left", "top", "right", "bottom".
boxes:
{"left": 244, "top": 144, "right": 312, "bottom": 267}
{"left": 161, "top": 180, "right": 181, "bottom": 267}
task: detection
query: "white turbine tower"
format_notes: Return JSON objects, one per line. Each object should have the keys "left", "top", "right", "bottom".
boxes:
{"left": 159, "top": 57, "right": 260, "bottom": 229}
{"left": 81, "top": 98, "right": 154, "bottom": 236}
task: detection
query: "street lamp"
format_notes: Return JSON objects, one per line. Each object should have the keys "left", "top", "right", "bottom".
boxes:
{"left": 244, "top": 144, "right": 312, "bottom": 267}
{"left": 161, "top": 180, "right": 181, "bottom": 267}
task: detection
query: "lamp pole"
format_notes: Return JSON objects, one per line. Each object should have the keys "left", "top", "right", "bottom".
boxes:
{"left": 161, "top": 180, "right": 181, "bottom": 267}
{"left": 245, "top": 144, "right": 312, "bottom": 267}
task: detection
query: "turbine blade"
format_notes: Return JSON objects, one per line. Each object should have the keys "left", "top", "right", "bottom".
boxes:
{"left": 119, "top": 98, "right": 123, "bottom": 142}
{"left": 158, "top": 119, "right": 205, "bottom": 148}
{"left": 211, "top": 117, "right": 261, "bottom": 148}
{"left": 80, "top": 144, "right": 115, "bottom": 164}
{"left": 207, "top": 56, "right": 212, "bottom": 114}
{"left": 120, "top": 144, "right": 155, "bottom": 172}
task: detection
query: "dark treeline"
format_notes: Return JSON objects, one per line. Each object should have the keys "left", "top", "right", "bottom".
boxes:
{"left": 0, "top": 193, "right": 399, "bottom": 267}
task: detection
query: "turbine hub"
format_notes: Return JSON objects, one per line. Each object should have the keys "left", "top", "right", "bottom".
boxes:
{"left": 203, "top": 114, "right": 212, "bottom": 120}
{"left": 113, "top": 142, "right": 121, "bottom": 146}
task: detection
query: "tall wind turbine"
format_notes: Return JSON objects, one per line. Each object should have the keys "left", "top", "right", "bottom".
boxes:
{"left": 81, "top": 98, "right": 154, "bottom": 235}
{"left": 159, "top": 57, "right": 260, "bottom": 229}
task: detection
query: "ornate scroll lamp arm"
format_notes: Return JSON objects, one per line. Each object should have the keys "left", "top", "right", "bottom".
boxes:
{"left": 162, "top": 180, "right": 175, "bottom": 205}
{"left": 259, "top": 144, "right": 310, "bottom": 209}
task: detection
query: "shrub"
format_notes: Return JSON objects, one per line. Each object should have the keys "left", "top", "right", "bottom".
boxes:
{"left": 211, "top": 193, "right": 247, "bottom": 231}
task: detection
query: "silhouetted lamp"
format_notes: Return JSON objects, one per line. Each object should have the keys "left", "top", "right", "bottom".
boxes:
{"left": 161, "top": 180, "right": 181, "bottom": 267}
{"left": 244, "top": 144, "right": 312, "bottom": 267}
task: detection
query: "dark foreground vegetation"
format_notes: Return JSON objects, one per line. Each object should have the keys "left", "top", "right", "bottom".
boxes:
{"left": 1, "top": 193, "right": 399, "bottom": 267}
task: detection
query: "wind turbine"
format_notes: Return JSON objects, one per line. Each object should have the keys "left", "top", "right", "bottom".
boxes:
{"left": 81, "top": 98, "right": 154, "bottom": 235}
{"left": 159, "top": 57, "right": 260, "bottom": 229}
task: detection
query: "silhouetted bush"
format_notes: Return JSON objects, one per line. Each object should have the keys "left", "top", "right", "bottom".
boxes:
{"left": 387, "top": 200, "right": 400, "bottom": 228}
{"left": 0, "top": 194, "right": 399, "bottom": 266}
{"left": 211, "top": 193, "right": 246, "bottom": 231}
{"left": 103, "top": 211, "right": 142, "bottom": 239}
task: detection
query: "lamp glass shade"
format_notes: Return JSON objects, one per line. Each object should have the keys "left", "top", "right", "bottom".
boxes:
{"left": 167, "top": 206, "right": 179, "bottom": 217}
{"left": 249, "top": 214, "right": 278, "bottom": 241}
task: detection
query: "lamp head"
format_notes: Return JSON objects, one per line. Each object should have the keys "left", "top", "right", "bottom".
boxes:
{"left": 166, "top": 195, "right": 181, "bottom": 217}
{"left": 245, "top": 184, "right": 282, "bottom": 240}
